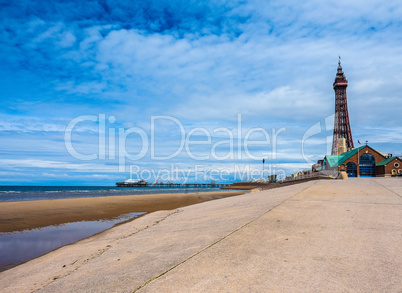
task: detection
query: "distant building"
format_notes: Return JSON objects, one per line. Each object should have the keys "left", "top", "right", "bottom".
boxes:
{"left": 312, "top": 160, "right": 324, "bottom": 172}
{"left": 323, "top": 145, "right": 402, "bottom": 177}
{"left": 376, "top": 156, "right": 402, "bottom": 177}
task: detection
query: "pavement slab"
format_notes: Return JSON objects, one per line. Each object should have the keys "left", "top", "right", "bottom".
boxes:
{"left": 139, "top": 179, "right": 402, "bottom": 292}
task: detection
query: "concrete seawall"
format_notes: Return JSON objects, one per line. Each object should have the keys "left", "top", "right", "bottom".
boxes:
{"left": 1, "top": 178, "right": 401, "bottom": 292}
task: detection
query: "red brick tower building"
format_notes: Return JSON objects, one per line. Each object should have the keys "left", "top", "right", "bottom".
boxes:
{"left": 331, "top": 57, "right": 354, "bottom": 155}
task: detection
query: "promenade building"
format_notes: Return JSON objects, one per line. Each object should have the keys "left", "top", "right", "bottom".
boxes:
{"left": 323, "top": 145, "right": 402, "bottom": 177}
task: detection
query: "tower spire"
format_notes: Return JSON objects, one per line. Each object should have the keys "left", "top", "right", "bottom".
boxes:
{"left": 331, "top": 58, "right": 354, "bottom": 155}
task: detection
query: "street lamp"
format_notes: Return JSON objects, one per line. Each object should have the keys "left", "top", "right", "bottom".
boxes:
{"left": 262, "top": 158, "right": 265, "bottom": 179}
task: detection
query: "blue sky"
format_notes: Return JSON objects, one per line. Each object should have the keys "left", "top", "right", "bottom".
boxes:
{"left": 1, "top": 0, "right": 402, "bottom": 185}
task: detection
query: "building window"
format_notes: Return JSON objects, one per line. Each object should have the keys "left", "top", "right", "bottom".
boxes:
{"left": 392, "top": 169, "right": 397, "bottom": 175}
{"left": 359, "top": 153, "right": 376, "bottom": 177}
{"left": 346, "top": 162, "right": 357, "bottom": 177}
{"left": 394, "top": 162, "right": 400, "bottom": 168}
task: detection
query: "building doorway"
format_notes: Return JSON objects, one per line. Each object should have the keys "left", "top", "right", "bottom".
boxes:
{"left": 359, "top": 153, "right": 375, "bottom": 177}
{"left": 346, "top": 162, "right": 357, "bottom": 177}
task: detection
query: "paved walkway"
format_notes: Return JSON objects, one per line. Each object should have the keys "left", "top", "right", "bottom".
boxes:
{"left": 1, "top": 178, "right": 401, "bottom": 292}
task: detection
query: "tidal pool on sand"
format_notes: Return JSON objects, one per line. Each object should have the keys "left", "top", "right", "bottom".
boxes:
{"left": 0, "top": 212, "right": 145, "bottom": 271}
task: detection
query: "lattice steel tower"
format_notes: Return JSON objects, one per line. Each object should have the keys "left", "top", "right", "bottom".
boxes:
{"left": 331, "top": 57, "right": 354, "bottom": 155}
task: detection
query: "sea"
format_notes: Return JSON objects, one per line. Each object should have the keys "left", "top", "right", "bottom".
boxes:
{"left": 0, "top": 185, "right": 223, "bottom": 271}
{"left": 0, "top": 185, "right": 223, "bottom": 202}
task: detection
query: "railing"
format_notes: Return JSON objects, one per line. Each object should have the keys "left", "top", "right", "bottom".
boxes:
{"left": 317, "top": 170, "right": 340, "bottom": 178}
{"left": 283, "top": 170, "right": 339, "bottom": 182}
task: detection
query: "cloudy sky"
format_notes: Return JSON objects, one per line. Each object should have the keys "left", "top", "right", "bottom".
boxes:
{"left": 1, "top": 0, "right": 401, "bottom": 185}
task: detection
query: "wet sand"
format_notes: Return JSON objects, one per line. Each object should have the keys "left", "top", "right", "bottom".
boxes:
{"left": 0, "top": 191, "right": 245, "bottom": 232}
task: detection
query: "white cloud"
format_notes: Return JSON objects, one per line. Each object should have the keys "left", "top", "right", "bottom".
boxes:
{"left": 0, "top": 159, "right": 117, "bottom": 173}
{"left": 0, "top": 117, "right": 98, "bottom": 133}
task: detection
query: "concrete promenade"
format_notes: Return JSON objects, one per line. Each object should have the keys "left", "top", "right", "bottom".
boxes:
{"left": 1, "top": 178, "right": 401, "bottom": 292}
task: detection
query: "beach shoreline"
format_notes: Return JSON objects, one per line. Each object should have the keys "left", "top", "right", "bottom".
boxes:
{"left": 0, "top": 190, "right": 246, "bottom": 233}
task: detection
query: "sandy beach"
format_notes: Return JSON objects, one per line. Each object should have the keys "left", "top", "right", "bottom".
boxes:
{"left": 0, "top": 191, "right": 245, "bottom": 233}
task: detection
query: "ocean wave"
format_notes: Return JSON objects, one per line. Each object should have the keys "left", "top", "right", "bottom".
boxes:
{"left": 0, "top": 191, "right": 21, "bottom": 193}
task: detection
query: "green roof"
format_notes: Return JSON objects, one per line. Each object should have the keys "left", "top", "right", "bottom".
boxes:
{"left": 325, "top": 155, "right": 341, "bottom": 168}
{"left": 376, "top": 157, "right": 399, "bottom": 166}
{"left": 325, "top": 146, "right": 366, "bottom": 167}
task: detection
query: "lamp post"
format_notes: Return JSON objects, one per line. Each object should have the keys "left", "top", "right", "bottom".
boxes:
{"left": 262, "top": 158, "right": 265, "bottom": 180}
{"left": 357, "top": 140, "right": 361, "bottom": 177}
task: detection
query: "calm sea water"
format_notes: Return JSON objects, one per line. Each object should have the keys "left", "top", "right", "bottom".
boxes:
{"left": 0, "top": 212, "right": 145, "bottom": 272}
{"left": 0, "top": 185, "right": 223, "bottom": 202}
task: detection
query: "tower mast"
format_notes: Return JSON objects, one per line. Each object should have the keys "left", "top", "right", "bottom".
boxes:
{"left": 331, "top": 57, "right": 354, "bottom": 155}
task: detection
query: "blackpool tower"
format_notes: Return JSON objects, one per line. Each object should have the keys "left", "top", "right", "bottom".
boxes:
{"left": 331, "top": 57, "right": 354, "bottom": 155}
